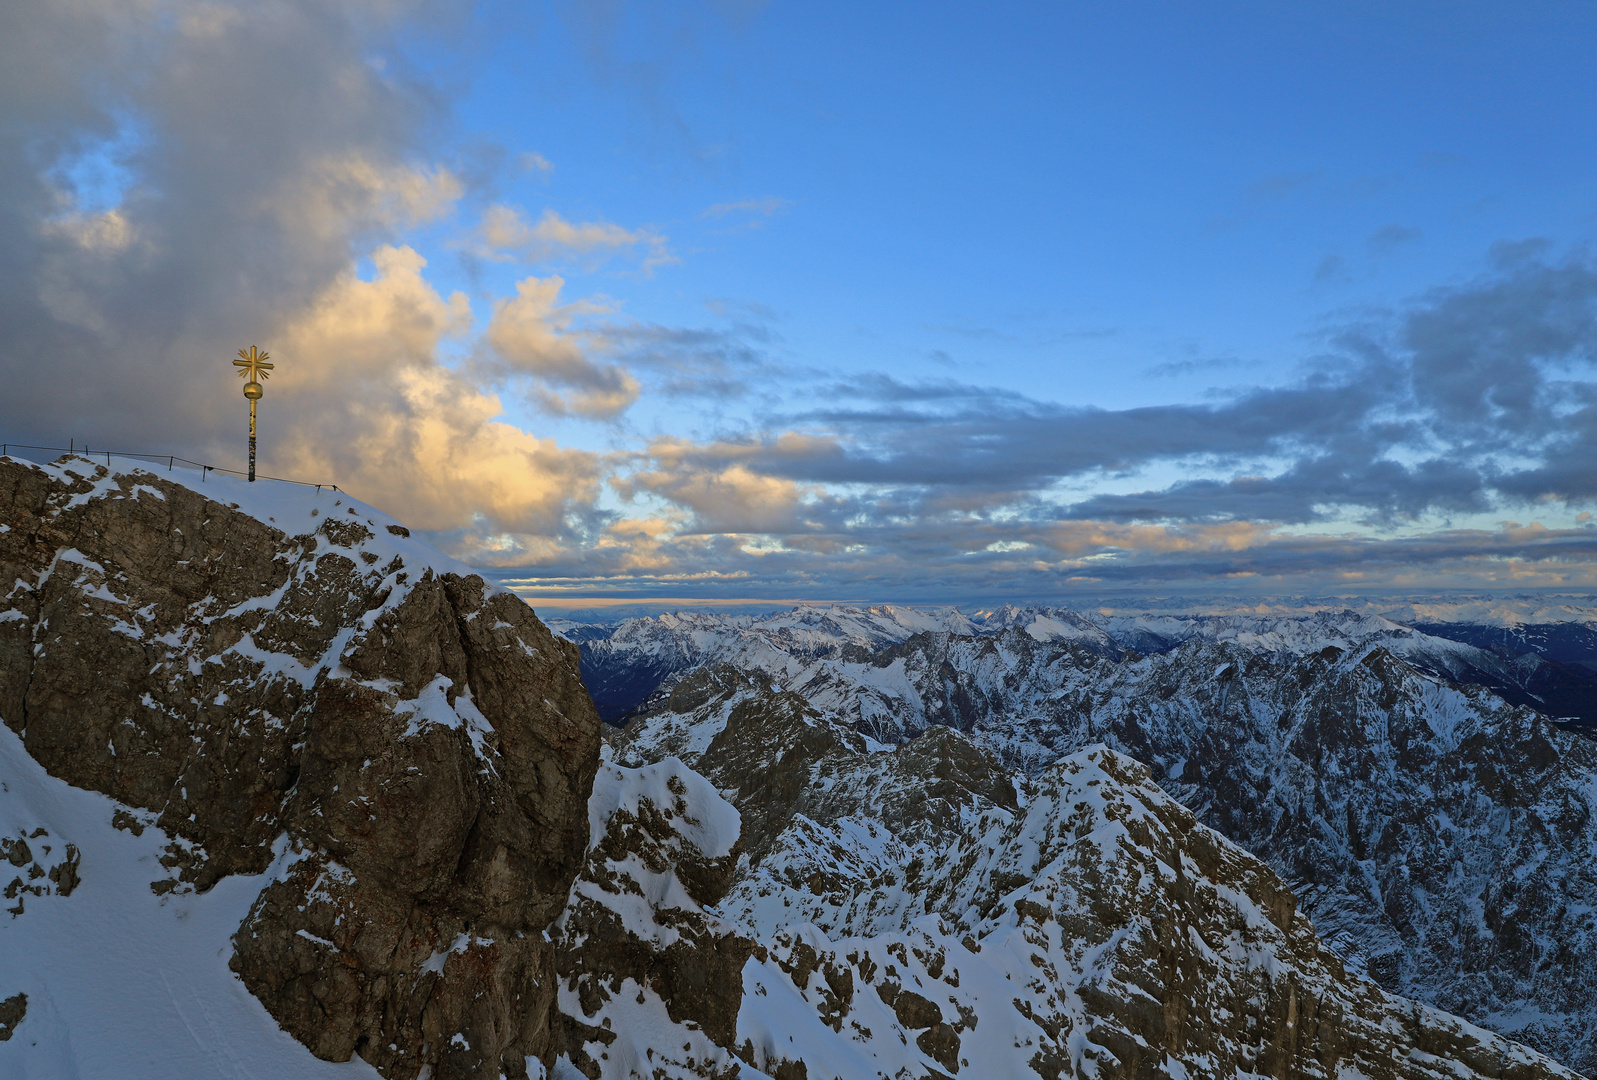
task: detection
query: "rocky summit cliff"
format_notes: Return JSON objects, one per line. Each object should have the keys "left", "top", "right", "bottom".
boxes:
{"left": 0, "top": 456, "right": 1589, "bottom": 1080}
{"left": 0, "top": 454, "right": 600, "bottom": 1078}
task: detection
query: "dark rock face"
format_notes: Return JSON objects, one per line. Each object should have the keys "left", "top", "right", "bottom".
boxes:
{"left": 0, "top": 457, "right": 601, "bottom": 1079}
{"left": 0, "top": 992, "right": 24, "bottom": 1041}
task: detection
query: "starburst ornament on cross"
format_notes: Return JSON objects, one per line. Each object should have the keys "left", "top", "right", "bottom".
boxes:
{"left": 233, "top": 346, "right": 274, "bottom": 482}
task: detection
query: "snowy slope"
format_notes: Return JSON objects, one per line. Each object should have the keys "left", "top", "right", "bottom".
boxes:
{"left": 13, "top": 451, "right": 488, "bottom": 580}
{"left": 0, "top": 721, "right": 381, "bottom": 1079}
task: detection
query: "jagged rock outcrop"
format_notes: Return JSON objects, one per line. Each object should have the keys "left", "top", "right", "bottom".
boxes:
{"left": 616, "top": 665, "right": 1018, "bottom": 865}
{"left": 1, "top": 826, "right": 79, "bottom": 915}
{"left": 0, "top": 993, "right": 24, "bottom": 1041}
{"left": 0, "top": 456, "right": 601, "bottom": 1079}
{"left": 553, "top": 755, "right": 753, "bottom": 1079}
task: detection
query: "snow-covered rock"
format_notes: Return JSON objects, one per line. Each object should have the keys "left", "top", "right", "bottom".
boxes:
{"left": 579, "top": 603, "right": 1597, "bottom": 727}
{"left": 574, "top": 605, "right": 984, "bottom": 719}
{"left": 552, "top": 754, "right": 755, "bottom": 1080}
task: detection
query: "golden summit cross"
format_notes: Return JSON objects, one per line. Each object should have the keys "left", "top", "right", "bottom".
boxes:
{"left": 233, "top": 346, "right": 274, "bottom": 482}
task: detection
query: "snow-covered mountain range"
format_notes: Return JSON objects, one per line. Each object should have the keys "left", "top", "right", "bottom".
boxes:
{"left": 553, "top": 601, "right": 1597, "bottom": 728}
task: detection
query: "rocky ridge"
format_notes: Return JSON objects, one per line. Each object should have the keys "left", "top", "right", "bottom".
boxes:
{"left": 567, "top": 606, "right": 981, "bottom": 720}
{"left": 552, "top": 754, "right": 754, "bottom": 1079}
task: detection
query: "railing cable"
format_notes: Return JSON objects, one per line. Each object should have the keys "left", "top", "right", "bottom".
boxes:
{"left": 0, "top": 443, "right": 339, "bottom": 492}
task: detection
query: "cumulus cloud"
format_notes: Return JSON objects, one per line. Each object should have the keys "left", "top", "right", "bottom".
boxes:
{"left": 299, "top": 157, "right": 464, "bottom": 232}
{"left": 42, "top": 209, "right": 136, "bottom": 254}
{"left": 0, "top": 0, "right": 602, "bottom": 558}
{"left": 621, "top": 460, "right": 816, "bottom": 534}
{"left": 264, "top": 246, "right": 600, "bottom": 533}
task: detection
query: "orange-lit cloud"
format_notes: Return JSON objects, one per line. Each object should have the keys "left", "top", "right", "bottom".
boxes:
{"left": 269, "top": 246, "right": 601, "bottom": 535}
{"left": 485, "top": 275, "right": 639, "bottom": 418}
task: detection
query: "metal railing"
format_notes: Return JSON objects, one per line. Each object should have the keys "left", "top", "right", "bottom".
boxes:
{"left": 0, "top": 441, "right": 340, "bottom": 492}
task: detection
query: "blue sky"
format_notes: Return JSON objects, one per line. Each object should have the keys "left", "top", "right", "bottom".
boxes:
{"left": 5, "top": 1, "right": 1597, "bottom": 605}
{"left": 438, "top": 1, "right": 1597, "bottom": 415}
